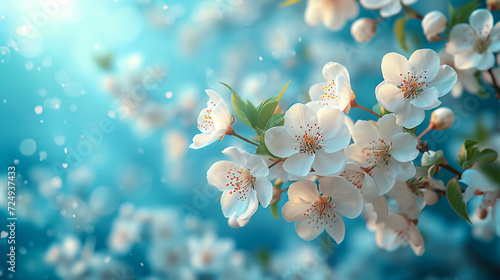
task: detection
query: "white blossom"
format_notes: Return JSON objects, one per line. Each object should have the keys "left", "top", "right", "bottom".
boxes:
{"left": 265, "top": 103, "right": 351, "bottom": 177}
{"left": 446, "top": 9, "right": 500, "bottom": 70}
{"left": 190, "top": 90, "right": 233, "bottom": 149}
{"left": 345, "top": 114, "right": 418, "bottom": 195}
{"left": 207, "top": 147, "right": 273, "bottom": 220}
{"left": 305, "top": 0, "right": 359, "bottom": 31}
{"left": 282, "top": 177, "right": 363, "bottom": 242}
{"left": 375, "top": 49, "right": 457, "bottom": 128}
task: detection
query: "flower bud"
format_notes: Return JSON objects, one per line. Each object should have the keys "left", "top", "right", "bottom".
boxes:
{"left": 430, "top": 107, "right": 454, "bottom": 130}
{"left": 351, "top": 18, "right": 377, "bottom": 43}
{"left": 421, "top": 150, "right": 445, "bottom": 167}
{"left": 422, "top": 11, "right": 447, "bottom": 42}
{"left": 423, "top": 190, "right": 439, "bottom": 206}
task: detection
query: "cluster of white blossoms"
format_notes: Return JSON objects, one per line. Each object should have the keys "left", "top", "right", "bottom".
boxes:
{"left": 189, "top": 45, "right": 500, "bottom": 256}
{"left": 290, "top": 0, "right": 500, "bottom": 98}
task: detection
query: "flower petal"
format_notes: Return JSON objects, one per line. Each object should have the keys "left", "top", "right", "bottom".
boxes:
{"left": 320, "top": 176, "right": 363, "bottom": 219}
{"left": 380, "top": 0, "right": 402, "bottom": 17}
{"left": 488, "top": 22, "right": 500, "bottom": 52}
{"left": 283, "top": 152, "right": 315, "bottom": 177}
{"left": 370, "top": 165, "right": 396, "bottom": 195}
{"left": 221, "top": 188, "right": 249, "bottom": 218}
{"left": 446, "top": 24, "right": 475, "bottom": 54}
{"left": 287, "top": 180, "right": 320, "bottom": 202}
{"left": 408, "top": 49, "right": 440, "bottom": 81}
{"left": 308, "top": 83, "right": 327, "bottom": 102}
{"left": 375, "top": 81, "right": 405, "bottom": 112}
{"left": 317, "top": 107, "right": 345, "bottom": 139}
{"left": 390, "top": 133, "right": 419, "bottom": 162}
{"left": 470, "top": 9, "right": 493, "bottom": 38}
{"left": 325, "top": 211, "right": 345, "bottom": 243}
{"left": 411, "top": 87, "right": 440, "bottom": 109}
{"left": 304, "top": 0, "right": 323, "bottom": 26}
{"left": 351, "top": 120, "right": 379, "bottom": 144}
{"left": 282, "top": 199, "right": 312, "bottom": 222}
{"left": 323, "top": 62, "right": 350, "bottom": 82}
{"left": 395, "top": 103, "right": 426, "bottom": 128}
{"left": 265, "top": 127, "right": 299, "bottom": 158}
{"left": 222, "top": 146, "right": 251, "bottom": 167}
{"left": 238, "top": 190, "right": 258, "bottom": 220}
{"left": 207, "top": 160, "right": 240, "bottom": 191}
{"left": 284, "top": 103, "right": 319, "bottom": 137}
{"left": 381, "top": 52, "right": 409, "bottom": 84}
{"left": 254, "top": 176, "right": 273, "bottom": 207}
{"left": 313, "top": 150, "right": 346, "bottom": 176}
{"left": 428, "top": 65, "right": 458, "bottom": 97}
{"left": 190, "top": 130, "right": 224, "bottom": 149}
{"left": 321, "top": 126, "right": 351, "bottom": 153}
{"left": 378, "top": 114, "right": 402, "bottom": 143}
{"left": 295, "top": 219, "right": 324, "bottom": 241}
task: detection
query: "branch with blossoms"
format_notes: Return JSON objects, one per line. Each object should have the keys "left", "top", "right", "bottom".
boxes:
{"left": 191, "top": 46, "right": 500, "bottom": 255}
{"left": 282, "top": 0, "right": 500, "bottom": 99}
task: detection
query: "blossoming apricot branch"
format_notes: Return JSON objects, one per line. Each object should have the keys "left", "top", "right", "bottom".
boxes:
{"left": 191, "top": 47, "right": 500, "bottom": 255}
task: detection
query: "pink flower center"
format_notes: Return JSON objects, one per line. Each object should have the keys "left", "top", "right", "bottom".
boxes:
{"left": 398, "top": 70, "right": 429, "bottom": 100}
{"left": 304, "top": 195, "right": 336, "bottom": 228}
{"left": 361, "top": 138, "right": 392, "bottom": 169}
{"left": 226, "top": 168, "right": 254, "bottom": 201}
{"left": 292, "top": 124, "right": 323, "bottom": 155}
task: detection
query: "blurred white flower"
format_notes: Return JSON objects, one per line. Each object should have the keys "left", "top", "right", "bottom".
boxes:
{"left": 265, "top": 103, "right": 351, "bottom": 177}
{"left": 360, "top": 0, "right": 417, "bottom": 18}
{"left": 282, "top": 177, "right": 363, "bottom": 242}
{"left": 375, "top": 213, "right": 424, "bottom": 255}
{"left": 461, "top": 169, "right": 500, "bottom": 237}
{"left": 187, "top": 232, "right": 234, "bottom": 273}
{"left": 446, "top": 9, "right": 500, "bottom": 70}
{"left": 308, "top": 62, "right": 354, "bottom": 113}
{"left": 375, "top": 49, "right": 457, "bottom": 128}
{"left": 305, "top": 0, "right": 359, "bottom": 31}
{"left": 421, "top": 11, "right": 447, "bottom": 42}
{"left": 345, "top": 114, "right": 418, "bottom": 195}
{"left": 207, "top": 147, "right": 272, "bottom": 220}
{"left": 190, "top": 90, "right": 233, "bottom": 149}
{"left": 351, "top": 18, "right": 378, "bottom": 43}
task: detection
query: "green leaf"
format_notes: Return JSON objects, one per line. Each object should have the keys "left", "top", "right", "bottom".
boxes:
{"left": 246, "top": 101, "right": 259, "bottom": 129}
{"left": 265, "top": 113, "right": 285, "bottom": 130}
{"left": 479, "top": 163, "right": 500, "bottom": 187}
{"left": 221, "top": 82, "right": 253, "bottom": 128}
{"left": 457, "top": 139, "right": 479, "bottom": 169}
{"left": 276, "top": 80, "right": 291, "bottom": 102}
{"left": 394, "top": 17, "right": 409, "bottom": 52}
{"left": 257, "top": 100, "right": 279, "bottom": 129}
{"left": 270, "top": 202, "right": 280, "bottom": 219}
{"left": 473, "top": 148, "right": 498, "bottom": 164}
{"left": 446, "top": 178, "right": 471, "bottom": 223}
{"left": 403, "top": 126, "right": 418, "bottom": 136}
{"left": 448, "top": 0, "right": 479, "bottom": 30}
